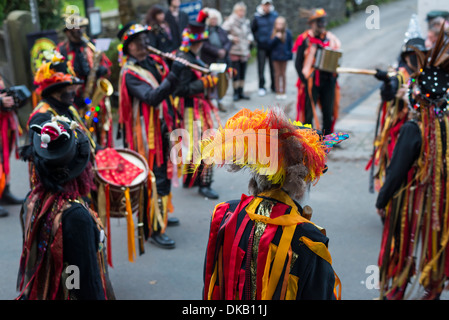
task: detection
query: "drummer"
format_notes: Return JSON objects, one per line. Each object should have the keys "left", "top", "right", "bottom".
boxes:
{"left": 293, "top": 8, "right": 341, "bottom": 135}
{"left": 117, "top": 22, "right": 187, "bottom": 249}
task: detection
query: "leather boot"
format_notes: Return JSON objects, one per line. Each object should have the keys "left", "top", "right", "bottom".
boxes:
{"left": 167, "top": 216, "right": 180, "bottom": 226}
{"left": 239, "top": 87, "right": 250, "bottom": 100}
{"left": 233, "top": 90, "right": 240, "bottom": 102}
{"left": 0, "top": 185, "right": 24, "bottom": 205}
{"left": 0, "top": 205, "right": 9, "bottom": 218}
{"left": 199, "top": 186, "right": 219, "bottom": 199}
{"left": 150, "top": 232, "right": 176, "bottom": 249}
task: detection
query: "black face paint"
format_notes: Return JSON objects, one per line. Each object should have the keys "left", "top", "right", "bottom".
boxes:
{"left": 408, "top": 53, "right": 418, "bottom": 69}
{"left": 60, "top": 90, "right": 76, "bottom": 105}
{"left": 316, "top": 17, "right": 327, "bottom": 29}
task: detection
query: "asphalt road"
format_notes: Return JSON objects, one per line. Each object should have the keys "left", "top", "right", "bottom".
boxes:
{"left": 2, "top": 0, "right": 443, "bottom": 301}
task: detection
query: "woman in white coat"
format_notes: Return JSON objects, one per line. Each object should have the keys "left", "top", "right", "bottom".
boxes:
{"left": 222, "top": 2, "right": 254, "bottom": 102}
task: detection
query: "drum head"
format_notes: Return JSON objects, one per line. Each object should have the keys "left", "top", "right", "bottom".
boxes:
{"left": 117, "top": 150, "right": 148, "bottom": 186}
{"left": 95, "top": 148, "right": 149, "bottom": 188}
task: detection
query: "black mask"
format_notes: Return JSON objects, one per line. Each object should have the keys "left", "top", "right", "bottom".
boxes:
{"left": 60, "top": 90, "right": 76, "bottom": 105}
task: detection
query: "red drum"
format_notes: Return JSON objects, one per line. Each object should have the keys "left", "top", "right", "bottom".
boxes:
{"left": 95, "top": 148, "right": 149, "bottom": 218}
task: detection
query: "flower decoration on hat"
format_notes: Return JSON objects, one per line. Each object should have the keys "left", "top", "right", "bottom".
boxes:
{"left": 116, "top": 23, "right": 152, "bottom": 66}
{"left": 33, "top": 50, "right": 81, "bottom": 96}
{"left": 179, "top": 9, "right": 209, "bottom": 52}
{"left": 300, "top": 7, "right": 327, "bottom": 23}
{"left": 119, "top": 23, "right": 152, "bottom": 43}
{"left": 193, "top": 108, "right": 348, "bottom": 186}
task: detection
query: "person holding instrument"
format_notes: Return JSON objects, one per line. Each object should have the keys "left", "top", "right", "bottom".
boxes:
{"left": 117, "top": 22, "right": 188, "bottom": 249}
{"left": 173, "top": 9, "right": 221, "bottom": 200}
{"left": 57, "top": 14, "right": 113, "bottom": 148}
{"left": 293, "top": 8, "right": 341, "bottom": 135}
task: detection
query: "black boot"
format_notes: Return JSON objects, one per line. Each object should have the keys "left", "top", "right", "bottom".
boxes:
{"left": 239, "top": 87, "right": 250, "bottom": 100}
{"left": 233, "top": 89, "right": 240, "bottom": 102}
{"left": 167, "top": 216, "right": 180, "bottom": 226}
{"left": 0, "top": 205, "right": 9, "bottom": 218}
{"left": 199, "top": 186, "right": 219, "bottom": 199}
{"left": 150, "top": 232, "right": 176, "bottom": 249}
{"left": 1, "top": 185, "right": 24, "bottom": 205}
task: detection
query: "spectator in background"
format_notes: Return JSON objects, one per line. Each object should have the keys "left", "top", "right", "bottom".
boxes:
{"left": 222, "top": 2, "right": 253, "bottom": 102}
{"left": 200, "top": 8, "right": 231, "bottom": 66}
{"left": 165, "top": 0, "right": 189, "bottom": 53}
{"left": 200, "top": 8, "right": 232, "bottom": 112}
{"left": 144, "top": 4, "right": 174, "bottom": 53}
{"left": 425, "top": 12, "right": 449, "bottom": 49}
{"left": 251, "top": 0, "right": 278, "bottom": 97}
{"left": 269, "top": 16, "right": 293, "bottom": 100}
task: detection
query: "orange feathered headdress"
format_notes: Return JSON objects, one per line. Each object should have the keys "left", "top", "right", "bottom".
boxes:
{"left": 33, "top": 51, "right": 82, "bottom": 96}
{"left": 194, "top": 107, "right": 348, "bottom": 186}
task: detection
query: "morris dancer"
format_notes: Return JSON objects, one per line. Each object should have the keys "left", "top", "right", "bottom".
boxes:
{"left": 117, "top": 22, "right": 186, "bottom": 249}
{"left": 173, "top": 9, "right": 221, "bottom": 200}
{"left": 199, "top": 107, "right": 348, "bottom": 300}
{"left": 376, "top": 28, "right": 449, "bottom": 300}
{"left": 57, "top": 14, "right": 113, "bottom": 147}
{"left": 293, "top": 8, "right": 341, "bottom": 135}
{"left": 17, "top": 118, "right": 115, "bottom": 300}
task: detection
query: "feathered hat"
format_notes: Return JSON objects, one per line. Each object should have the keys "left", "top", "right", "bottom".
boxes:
{"left": 300, "top": 8, "right": 327, "bottom": 23}
{"left": 193, "top": 108, "right": 348, "bottom": 191}
{"left": 179, "top": 9, "right": 209, "bottom": 52}
{"left": 33, "top": 51, "right": 83, "bottom": 97}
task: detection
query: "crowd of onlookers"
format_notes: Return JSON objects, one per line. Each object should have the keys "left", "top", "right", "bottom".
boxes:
{"left": 144, "top": 0, "right": 293, "bottom": 102}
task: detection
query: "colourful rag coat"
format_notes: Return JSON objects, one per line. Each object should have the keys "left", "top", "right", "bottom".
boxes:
{"left": 203, "top": 189, "right": 341, "bottom": 300}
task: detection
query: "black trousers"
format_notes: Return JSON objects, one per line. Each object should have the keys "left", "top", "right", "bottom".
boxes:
{"left": 256, "top": 47, "right": 275, "bottom": 91}
{"left": 152, "top": 122, "right": 171, "bottom": 196}
{"left": 231, "top": 60, "right": 247, "bottom": 82}
{"left": 304, "top": 74, "right": 337, "bottom": 135}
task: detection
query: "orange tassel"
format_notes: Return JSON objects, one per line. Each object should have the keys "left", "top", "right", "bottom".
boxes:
{"left": 124, "top": 188, "right": 136, "bottom": 262}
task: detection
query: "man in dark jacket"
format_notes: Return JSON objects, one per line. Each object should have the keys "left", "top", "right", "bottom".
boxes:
{"left": 251, "top": 0, "right": 278, "bottom": 96}
{"left": 165, "top": 0, "right": 189, "bottom": 52}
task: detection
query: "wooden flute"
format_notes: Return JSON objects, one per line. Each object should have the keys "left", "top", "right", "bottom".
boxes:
{"left": 146, "top": 45, "right": 210, "bottom": 74}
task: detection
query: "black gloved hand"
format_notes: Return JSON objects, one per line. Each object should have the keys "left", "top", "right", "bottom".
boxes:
{"left": 170, "top": 60, "right": 186, "bottom": 78}
{"left": 96, "top": 65, "right": 108, "bottom": 78}
{"left": 375, "top": 69, "right": 389, "bottom": 82}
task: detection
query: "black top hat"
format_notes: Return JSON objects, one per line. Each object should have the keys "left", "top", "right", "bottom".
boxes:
{"left": 29, "top": 117, "right": 91, "bottom": 190}
{"left": 402, "top": 38, "right": 427, "bottom": 54}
